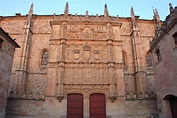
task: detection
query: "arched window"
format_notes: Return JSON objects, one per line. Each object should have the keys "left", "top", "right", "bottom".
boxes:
{"left": 172, "top": 32, "right": 177, "bottom": 47}
{"left": 145, "top": 53, "right": 153, "bottom": 67}
{"left": 155, "top": 49, "right": 161, "bottom": 61}
{"left": 122, "top": 51, "right": 127, "bottom": 67}
{"left": 41, "top": 50, "right": 48, "bottom": 66}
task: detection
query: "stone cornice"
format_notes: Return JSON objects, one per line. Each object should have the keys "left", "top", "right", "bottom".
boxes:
{"left": 149, "top": 17, "right": 177, "bottom": 52}
{"left": 50, "top": 15, "right": 122, "bottom": 27}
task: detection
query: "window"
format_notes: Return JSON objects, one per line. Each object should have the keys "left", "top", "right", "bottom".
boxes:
{"left": 145, "top": 53, "right": 153, "bottom": 67}
{"left": 41, "top": 50, "right": 48, "bottom": 66}
{"left": 172, "top": 32, "right": 177, "bottom": 47}
{"left": 156, "top": 49, "right": 161, "bottom": 61}
{"left": 0, "top": 38, "right": 3, "bottom": 49}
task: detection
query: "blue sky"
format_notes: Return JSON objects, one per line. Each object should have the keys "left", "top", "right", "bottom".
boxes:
{"left": 0, "top": 0, "right": 176, "bottom": 20}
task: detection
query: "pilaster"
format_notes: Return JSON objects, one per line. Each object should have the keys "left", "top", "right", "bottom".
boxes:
{"left": 106, "top": 23, "right": 117, "bottom": 101}
{"left": 15, "top": 3, "right": 33, "bottom": 96}
{"left": 130, "top": 7, "right": 145, "bottom": 98}
{"left": 56, "top": 39, "right": 66, "bottom": 101}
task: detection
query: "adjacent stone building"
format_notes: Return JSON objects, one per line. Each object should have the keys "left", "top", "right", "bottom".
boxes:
{"left": 0, "top": 2, "right": 165, "bottom": 118}
{"left": 149, "top": 4, "right": 177, "bottom": 118}
{"left": 0, "top": 27, "right": 20, "bottom": 118}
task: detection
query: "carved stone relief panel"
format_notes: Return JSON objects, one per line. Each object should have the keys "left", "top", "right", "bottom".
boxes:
{"left": 82, "top": 28, "right": 93, "bottom": 39}
{"left": 66, "top": 25, "right": 80, "bottom": 39}
{"left": 65, "top": 41, "right": 108, "bottom": 62}
{"left": 93, "top": 50, "right": 99, "bottom": 60}
{"left": 66, "top": 25, "right": 106, "bottom": 40}
{"left": 83, "top": 44, "right": 91, "bottom": 60}
{"left": 73, "top": 49, "right": 80, "bottom": 60}
{"left": 64, "top": 63, "right": 109, "bottom": 85}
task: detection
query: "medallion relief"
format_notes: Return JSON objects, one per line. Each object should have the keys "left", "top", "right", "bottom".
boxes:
{"left": 83, "top": 44, "right": 91, "bottom": 60}
{"left": 82, "top": 28, "right": 93, "bottom": 39}
{"left": 94, "top": 50, "right": 99, "bottom": 60}
{"left": 73, "top": 49, "right": 80, "bottom": 60}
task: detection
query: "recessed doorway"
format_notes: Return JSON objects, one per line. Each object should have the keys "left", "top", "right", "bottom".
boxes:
{"left": 90, "top": 93, "right": 106, "bottom": 118}
{"left": 67, "top": 93, "right": 83, "bottom": 118}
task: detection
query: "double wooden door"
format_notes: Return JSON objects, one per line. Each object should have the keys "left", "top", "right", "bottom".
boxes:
{"left": 67, "top": 93, "right": 106, "bottom": 118}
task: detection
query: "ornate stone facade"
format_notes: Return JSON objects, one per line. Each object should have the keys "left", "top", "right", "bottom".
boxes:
{"left": 0, "top": 3, "right": 160, "bottom": 118}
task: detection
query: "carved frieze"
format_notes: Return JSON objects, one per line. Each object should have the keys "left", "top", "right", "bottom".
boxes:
{"left": 66, "top": 25, "right": 106, "bottom": 39}
{"left": 64, "top": 63, "right": 109, "bottom": 85}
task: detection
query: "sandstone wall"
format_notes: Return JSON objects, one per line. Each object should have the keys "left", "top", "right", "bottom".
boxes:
{"left": 151, "top": 23, "right": 177, "bottom": 118}
{"left": 6, "top": 97, "right": 158, "bottom": 118}
{"left": 0, "top": 29, "right": 18, "bottom": 118}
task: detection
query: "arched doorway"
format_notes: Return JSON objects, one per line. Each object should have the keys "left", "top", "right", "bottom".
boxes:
{"left": 163, "top": 95, "right": 177, "bottom": 118}
{"left": 90, "top": 93, "right": 106, "bottom": 118}
{"left": 67, "top": 93, "right": 83, "bottom": 118}
{"left": 169, "top": 96, "right": 177, "bottom": 118}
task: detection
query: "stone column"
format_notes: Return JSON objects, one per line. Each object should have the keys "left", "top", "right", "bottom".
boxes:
{"left": 56, "top": 39, "right": 66, "bottom": 101}
{"left": 107, "top": 39, "right": 116, "bottom": 102}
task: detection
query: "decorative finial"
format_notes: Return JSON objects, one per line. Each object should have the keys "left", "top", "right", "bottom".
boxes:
{"left": 64, "top": 2, "right": 68, "bottom": 16}
{"left": 130, "top": 6, "right": 135, "bottom": 20}
{"left": 153, "top": 8, "right": 155, "bottom": 19}
{"left": 86, "top": 10, "right": 88, "bottom": 17}
{"left": 53, "top": 13, "right": 56, "bottom": 20}
{"left": 169, "top": 3, "right": 174, "bottom": 13}
{"left": 153, "top": 8, "right": 160, "bottom": 34}
{"left": 130, "top": 6, "right": 138, "bottom": 29}
{"left": 28, "top": 3, "right": 33, "bottom": 18}
{"left": 153, "top": 8, "right": 160, "bottom": 21}
{"left": 104, "top": 4, "right": 109, "bottom": 17}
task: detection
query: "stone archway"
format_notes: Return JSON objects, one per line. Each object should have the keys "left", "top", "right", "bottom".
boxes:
{"left": 163, "top": 94, "right": 177, "bottom": 118}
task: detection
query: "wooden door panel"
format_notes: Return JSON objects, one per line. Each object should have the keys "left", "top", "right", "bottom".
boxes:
{"left": 90, "top": 93, "right": 106, "bottom": 118}
{"left": 67, "top": 93, "right": 83, "bottom": 118}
